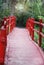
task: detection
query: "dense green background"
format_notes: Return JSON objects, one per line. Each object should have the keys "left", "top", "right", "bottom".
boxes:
{"left": 0, "top": 0, "right": 44, "bottom": 50}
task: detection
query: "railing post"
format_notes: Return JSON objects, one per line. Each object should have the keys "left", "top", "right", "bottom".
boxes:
{"left": 39, "top": 19, "right": 42, "bottom": 47}
{"left": 0, "top": 25, "right": 7, "bottom": 65}
{"left": 30, "top": 18, "right": 35, "bottom": 40}
{"left": 4, "top": 17, "right": 9, "bottom": 35}
{"left": 29, "top": 18, "right": 32, "bottom": 36}
{"left": 26, "top": 18, "right": 35, "bottom": 40}
{"left": 8, "top": 16, "right": 16, "bottom": 33}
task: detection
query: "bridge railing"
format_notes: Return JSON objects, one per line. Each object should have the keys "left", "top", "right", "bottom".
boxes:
{"left": 4, "top": 16, "right": 16, "bottom": 35}
{"left": 0, "top": 21, "right": 7, "bottom": 64}
{"left": 26, "top": 18, "right": 44, "bottom": 47}
{"left": 0, "top": 16, "right": 16, "bottom": 64}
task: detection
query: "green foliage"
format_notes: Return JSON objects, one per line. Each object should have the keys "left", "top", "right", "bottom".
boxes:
{"left": 0, "top": 0, "right": 44, "bottom": 20}
{"left": 42, "top": 38, "right": 44, "bottom": 50}
{"left": 14, "top": 0, "right": 44, "bottom": 29}
{"left": 0, "top": 0, "right": 10, "bottom": 19}
{"left": 2, "top": 9, "right": 10, "bottom": 17}
{"left": 0, "top": 9, "right": 10, "bottom": 19}
{"left": 29, "top": 0, "right": 43, "bottom": 20}
{"left": 34, "top": 32, "right": 38, "bottom": 43}
{"left": 0, "top": 0, "right": 44, "bottom": 49}
{"left": 16, "top": 13, "right": 30, "bottom": 27}
{"left": 0, "top": 0, "right": 3, "bottom": 18}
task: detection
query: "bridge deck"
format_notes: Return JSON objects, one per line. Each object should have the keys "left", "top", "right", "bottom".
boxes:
{"left": 4, "top": 27, "right": 44, "bottom": 65}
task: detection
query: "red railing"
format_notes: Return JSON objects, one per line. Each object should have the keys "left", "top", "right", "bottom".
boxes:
{"left": 26, "top": 18, "right": 44, "bottom": 47}
{"left": 0, "top": 23, "right": 7, "bottom": 64}
{"left": 4, "top": 16, "right": 16, "bottom": 35}
{"left": 0, "top": 16, "right": 16, "bottom": 64}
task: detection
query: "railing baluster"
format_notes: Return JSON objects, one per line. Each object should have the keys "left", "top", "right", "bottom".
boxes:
{"left": 30, "top": 18, "right": 35, "bottom": 40}
{"left": 26, "top": 18, "right": 44, "bottom": 47}
{"left": 39, "top": 19, "right": 42, "bottom": 47}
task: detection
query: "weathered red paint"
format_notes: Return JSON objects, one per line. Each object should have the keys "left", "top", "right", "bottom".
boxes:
{"left": 26, "top": 18, "right": 31, "bottom": 35}
{"left": 0, "top": 16, "right": 16, "bottom": 64}
{"left": 3, "top": 16, "right": 16, "bottom": 35}
{"left": 30, "top": 18, "right": 35, "bottom": 40}
{"left": 6, "top": 16, "right": 16, "bottom": 33}
{"left": 4, "top": 17, "right": 9, "bottom": 35}
{"left": 8, "top": 16, "right": 16, "bottom": 33}
{"left": 0, "top": 26, "right": 7, "bottom": 65}
{"left": 0, "top": 16, "right": 44, "bottom": 64}
{"left": 26, "top": 18, "right": 35, "bottom": 40}
{"left": 26, "top": 18, "right": 44, "bottom": 47}
{"left": 39, "top": 19, "right": 42, "bottom": 47}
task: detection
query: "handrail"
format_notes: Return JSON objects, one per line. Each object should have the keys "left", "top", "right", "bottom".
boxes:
{"left": 26, "top": 18, "right": 44, "bottom": 47}
{"left": 28, "top": 23, "right": 44, "bottom": 38}
{"left": 34, "top": 21, "right": 44, "bottom": 27}
{"left": 0, "top": 16, "right": 16, "bottom": 64}
{"left": 3, "top": 16, "right": 16, "bottom": 35}
{"left": 0, "top": 16, "right": 16, "bottom": 35}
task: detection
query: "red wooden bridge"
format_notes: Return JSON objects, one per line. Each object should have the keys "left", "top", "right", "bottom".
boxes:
{"left": 0, "top": 16, "right": 44, "bottom": 65}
